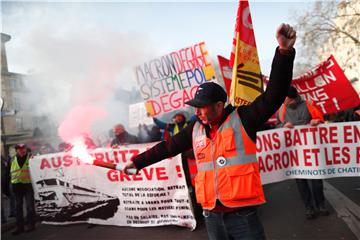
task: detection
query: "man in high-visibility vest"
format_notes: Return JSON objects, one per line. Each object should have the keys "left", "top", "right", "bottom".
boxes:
{"left": 276, "top": 86, "right": 329, "bottom": 219}
{"left": 124, "top": 23, "right": 296, "bottom": 240}
{"left": 10, "top": 143, "right": 36, "bottom": 235}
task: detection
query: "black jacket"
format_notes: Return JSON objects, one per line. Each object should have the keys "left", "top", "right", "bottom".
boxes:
{"left": 111, "top": 131, "right": 139, "bottom": 146}
{"left": 133, "top": 47, "right": 295, "bottom": 170}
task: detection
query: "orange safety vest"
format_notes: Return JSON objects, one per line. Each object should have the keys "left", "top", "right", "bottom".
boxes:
{"left": 278, "top": 101, "right": 324, "bottom": 123}
{"left": 186, "top": 157, "right": 197, "bottom": 187}
{"left": 192, "top": 110, "right": 265, "bottom": 210}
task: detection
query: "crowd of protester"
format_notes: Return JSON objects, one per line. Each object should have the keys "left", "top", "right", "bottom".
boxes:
{"left": 7, "top": 104, "right": 358, "bottom": 158}
{"left": 1, "top": 102, "right": 358, "bottom": 235}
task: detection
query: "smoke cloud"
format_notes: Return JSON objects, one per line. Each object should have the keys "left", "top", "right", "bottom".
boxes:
{"left": 2, "top": 2, "right": 155, "bottom": 146}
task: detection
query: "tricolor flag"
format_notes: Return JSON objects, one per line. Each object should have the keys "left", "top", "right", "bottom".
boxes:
{"left": 229, "top": 0, "right": 263, "bottom": 106}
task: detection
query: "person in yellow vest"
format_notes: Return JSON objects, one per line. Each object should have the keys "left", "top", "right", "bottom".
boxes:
{"left": 123, "top": 23, "right": 296, "bottom": 240}
{"left": 152, "top": 112, "right": 194, "bottom": 140}
{"left": 10, "top": 143, "right": 36, "bottom": 235}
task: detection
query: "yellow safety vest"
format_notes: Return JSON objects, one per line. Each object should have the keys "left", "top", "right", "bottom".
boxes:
{"left": 10, "top": 155, "right": 32, "bottom": 184}
{"left": 174, "top": 122, "right": 187, "bottom": 135}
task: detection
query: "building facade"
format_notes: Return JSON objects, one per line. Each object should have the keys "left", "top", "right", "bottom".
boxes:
{"left": 1, "top": 33, "right": 57, "bottom": 156}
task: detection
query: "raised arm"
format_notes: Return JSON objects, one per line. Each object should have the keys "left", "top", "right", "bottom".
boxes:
{"left": 238, "top": 23, "right": 296, "bottom": 141}
{"left": 153, "top": 117, "right": 175, "bottom": 132}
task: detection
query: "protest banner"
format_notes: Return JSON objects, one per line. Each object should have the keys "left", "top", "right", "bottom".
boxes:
{"left": 129, "top": 102, "right": 154, "bottom": 128}
{"left": 29, "top": 143, "right": 196, "bottom": 229}
{"left": 262, "top": 55, "right": 360, "bottom": 115}
{"left": 257, "top": 122, "right": 360, "bottom": 184}
{"left": 229, "top": 0, "right": 263, "bottom": 106}
{"left": 135, "top": 42, "right": 216, "bottom": 117}
{"left": 292, "top": 55, "right": 360, "bottom": 114}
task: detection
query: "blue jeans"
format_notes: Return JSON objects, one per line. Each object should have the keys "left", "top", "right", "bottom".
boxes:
{"left": 203, "top": 207, "right": 266, "bottom": 240}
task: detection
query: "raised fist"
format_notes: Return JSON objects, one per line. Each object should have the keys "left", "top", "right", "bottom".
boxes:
{"left": 276, "top": 23, "right": 296, "bottom": 50}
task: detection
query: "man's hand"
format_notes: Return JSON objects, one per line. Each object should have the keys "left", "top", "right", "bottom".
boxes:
{"left": 276, "top": 23, "right": 296, "bottom": 50}
{"left": 310, "top": 119, "right": 322, "bottom": 126}
{"left": 284, "top": 122, "right": 294, "bottom": 128}
{"left": 123, "top": 162, "right": 138, "bottom": 175}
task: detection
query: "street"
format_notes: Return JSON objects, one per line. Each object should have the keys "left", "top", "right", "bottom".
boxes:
{"left": 2, "top": 177, "right": 359, "bottom": 240}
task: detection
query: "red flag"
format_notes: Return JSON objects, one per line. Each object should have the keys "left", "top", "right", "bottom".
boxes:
{"left": 229, "top": 0, "right": 263, "bottom": 106}
{"left": 230, "top": 0, "right": 257, "bottom": 67}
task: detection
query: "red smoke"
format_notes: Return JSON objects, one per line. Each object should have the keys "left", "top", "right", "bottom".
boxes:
{"left": 58, "top": 105, "right": 107, "bottom": 142}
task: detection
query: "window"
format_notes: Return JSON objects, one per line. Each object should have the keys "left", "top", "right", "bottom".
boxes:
{"left": 9, "top": 78, "right": 23, "bottom": 90}
{"left": 9, "top": 79, "right": 15, "bottom": 89}
{"left": 13, "top": 97, "right": 21, "bottom": 110}
{"left": 15, "top": 117, "right": 23, "bottom": 130}
{"left": 39, "top": 191, "right": 58, "bottom": 201}
{"left": 32, "top": 116, "right": 41, "bottom": 127}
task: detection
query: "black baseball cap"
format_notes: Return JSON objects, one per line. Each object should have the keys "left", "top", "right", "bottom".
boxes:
{"left": 287, "top": 86, "right": 299, "bottom": 99}
{"left": 185, "top": 82, "right": 227, "bottom": 108}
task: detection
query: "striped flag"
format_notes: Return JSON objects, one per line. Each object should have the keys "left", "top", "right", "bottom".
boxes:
{"left": 229, "top": 0, "right": 263, "bottom": 106}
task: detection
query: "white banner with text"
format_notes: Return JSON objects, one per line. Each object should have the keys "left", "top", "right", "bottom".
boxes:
{"left": 257, "top": 122, "right": 360, "bottom": 184}
{"left": 29, "top": 143, "right": 196, "bottom": 229}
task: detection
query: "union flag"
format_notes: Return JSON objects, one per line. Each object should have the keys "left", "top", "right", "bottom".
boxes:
{"left": 229, "top": 0, "right": 263, "bottom": 106}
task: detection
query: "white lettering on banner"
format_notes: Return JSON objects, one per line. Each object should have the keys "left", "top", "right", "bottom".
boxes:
{"left": 292, "top": 56, "right": 360, "bottom": 115}
{"left": 302, "top": 87, "right": 329, "bottom": 102}
{"left": 326, "top": 59, "right": 335, "bottom": 69}
{"left": 29, "top": 143, "right": 196, "bottom": 229}
{"left": 256, "top": 122, "right": 360, "bottom": 185}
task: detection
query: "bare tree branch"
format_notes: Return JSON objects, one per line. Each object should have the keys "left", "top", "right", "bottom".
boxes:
{"left": 293, "top": 0, "right": 359, "bottom": 75}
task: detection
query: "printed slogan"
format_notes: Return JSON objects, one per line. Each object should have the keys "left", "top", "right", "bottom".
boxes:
{"left": 29, "top": 122, "right": 359, "bottom": 229}
{"left": 291, "top": 55, "right": 359, "bottom": 114}
{"left": 30, "top": 143, "right": 196, "bottom": 229}
{"left": 256, "top": 122, "right": 360, "bottom": 184}
{"left": 135, "top": 42, "right": 216, "bottom": 116}
{"left": 261, "top": 55, "right": 360, "bottom": 115}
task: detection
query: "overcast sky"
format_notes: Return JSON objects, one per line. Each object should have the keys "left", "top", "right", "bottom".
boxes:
{"left": 2, "top": 1, "right": 311, "bottom": 78}
{"left": 1, "top": 0, "right": 312, "bottom": 139}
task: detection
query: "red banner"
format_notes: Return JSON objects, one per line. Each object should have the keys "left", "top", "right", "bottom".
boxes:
{"left": 262, "top": 55, "right": 359, "bottom": 115}
{"left": 292, "top": 55, "right": 360, "bottom": 114}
